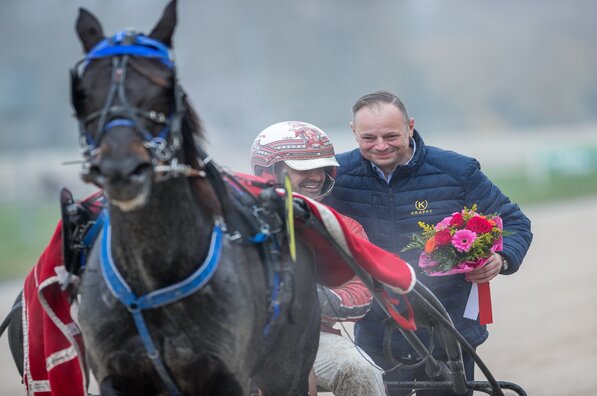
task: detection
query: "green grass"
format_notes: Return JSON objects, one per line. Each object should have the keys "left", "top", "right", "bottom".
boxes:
{"left": 487, "top": 170, "right": 597, "bottom": 205}
{"left": 0, "top": 204, "right": 59, "bottom": 281}
{"left": 1, "top": 170, "right": 597, "bottom": 282}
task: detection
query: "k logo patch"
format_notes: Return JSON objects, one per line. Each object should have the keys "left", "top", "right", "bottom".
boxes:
{"left": 411, "top": 200, "right": 432, "bottom": 215}
{"left": 415, "top": 200, "right": 428, "bottom": 211}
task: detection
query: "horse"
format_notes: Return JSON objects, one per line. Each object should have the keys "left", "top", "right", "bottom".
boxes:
{"left": 70, "top": 1, "right": 320, "bottom": 395}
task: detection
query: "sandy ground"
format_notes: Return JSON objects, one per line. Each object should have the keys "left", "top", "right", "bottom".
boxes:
{"left": 1, "top": 196, "right": 596, "bottom": 395}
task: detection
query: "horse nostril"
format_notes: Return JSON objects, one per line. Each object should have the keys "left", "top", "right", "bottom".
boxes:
{"left": 130, "top": 163, "right": 153, "bottom": 181}
{"left": 87, "top": 165, "right": 106, "bottom": 186}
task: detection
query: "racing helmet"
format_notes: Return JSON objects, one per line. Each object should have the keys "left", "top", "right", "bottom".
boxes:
{"left": 250, "top": 121, "right": 339, "bottom": 198}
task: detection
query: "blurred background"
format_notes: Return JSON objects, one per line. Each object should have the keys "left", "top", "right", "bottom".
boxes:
{"left": 1, "top": 0, "right": 597, "bottom": 394}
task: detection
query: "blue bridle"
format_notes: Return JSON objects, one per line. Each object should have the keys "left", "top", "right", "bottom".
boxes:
{"left": 86, "top": 30, "right": 174, "bottom": 68}
{"left": 71, "top": 29, "right": 184, "bottom": 164}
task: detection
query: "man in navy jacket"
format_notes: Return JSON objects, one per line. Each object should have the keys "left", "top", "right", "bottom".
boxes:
{"left": 326, "top": 90, "right": 533, "bottom": 396}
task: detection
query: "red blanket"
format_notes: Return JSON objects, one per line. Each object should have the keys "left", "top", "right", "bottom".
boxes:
{"left": 295, "top": 194, "right": 415, "bottom": 294}
{"left": 295, "top": 195, "right": 417, "bottom": 331}
{"left": 233, "top": 173, "right": 416, "bottom": 294}
{"left": 22, "top": 222, "right": 87, "bottom": 396}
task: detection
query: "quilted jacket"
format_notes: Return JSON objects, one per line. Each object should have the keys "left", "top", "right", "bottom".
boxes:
{"left": 325, "top": 130, "right": 533, "bottom": 355}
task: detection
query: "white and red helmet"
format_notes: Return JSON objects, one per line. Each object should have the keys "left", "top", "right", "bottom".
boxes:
{"left": 250, "top": 121, "right": 339, "bottom": 174}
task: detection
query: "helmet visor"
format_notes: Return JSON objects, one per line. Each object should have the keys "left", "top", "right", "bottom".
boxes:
{"left": 284, "top": 156, "right": 339, "bottom": 171}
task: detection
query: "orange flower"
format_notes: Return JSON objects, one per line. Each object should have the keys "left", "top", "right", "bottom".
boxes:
{"left": 424, "top": 236, "right": 437, "bottom": 253}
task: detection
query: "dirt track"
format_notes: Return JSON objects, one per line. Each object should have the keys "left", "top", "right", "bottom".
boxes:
{"left": 472, "top": 196, "right": 597, "bottom": 395}
{"left": 1, "top": 196, "right": 596, "bottom": 395}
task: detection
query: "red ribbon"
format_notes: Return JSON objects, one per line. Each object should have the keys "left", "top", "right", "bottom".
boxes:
{"left": 478, "top": 282, "right": 493, "bottom": 325}
{"left": 381, "top": 290, "right": 417, "bottom": 331}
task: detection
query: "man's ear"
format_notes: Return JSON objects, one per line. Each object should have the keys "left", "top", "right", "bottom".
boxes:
{"left": 408, "top": 117, "right": 415, "bottom": 137}
{"left": 350, "top": 121, "right": 358, "bottom": 140}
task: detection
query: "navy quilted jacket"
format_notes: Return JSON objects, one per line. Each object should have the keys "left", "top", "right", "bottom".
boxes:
{"left": 325, "top": 130, "right": 533, "bottom": 354}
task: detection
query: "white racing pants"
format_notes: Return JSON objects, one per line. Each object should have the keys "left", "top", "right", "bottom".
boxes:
{"left": 314, "top": 331, "right": 386, "bottom": 396}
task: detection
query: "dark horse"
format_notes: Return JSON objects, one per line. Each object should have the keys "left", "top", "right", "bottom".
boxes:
{"left": 70, "top": 1, "right": 319, "bottom": 395}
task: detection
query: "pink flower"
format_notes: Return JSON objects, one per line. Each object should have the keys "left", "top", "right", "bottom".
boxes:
{"left": 451, "top": 229, "right": 477, "bottom": 252}
{"left": 435, "top": 216, "right": 453, "bottom": 231}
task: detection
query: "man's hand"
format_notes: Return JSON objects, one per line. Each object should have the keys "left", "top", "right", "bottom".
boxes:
{"left": 465, "top": 253, "right": 505, "bottom": 283}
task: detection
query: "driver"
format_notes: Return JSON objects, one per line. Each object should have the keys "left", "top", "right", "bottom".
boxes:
{"left": 250, "top": 121, "right": 387, "bottom": 396}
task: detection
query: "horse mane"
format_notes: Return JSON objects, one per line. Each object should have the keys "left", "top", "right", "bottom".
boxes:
{"left": 180, "top": 94, "right": 222, "bottom": 217}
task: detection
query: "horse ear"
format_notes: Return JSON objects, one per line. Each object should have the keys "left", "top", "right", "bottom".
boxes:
{"left": 75, "top": 8, "right": 105, "bottom": 53}
{"left": 148, "top": 0, "right": 177, "bottom": 48}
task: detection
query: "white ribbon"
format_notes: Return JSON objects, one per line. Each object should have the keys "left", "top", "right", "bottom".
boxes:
{"left": 463, "top": 282, "right": 479, "bottom": 320}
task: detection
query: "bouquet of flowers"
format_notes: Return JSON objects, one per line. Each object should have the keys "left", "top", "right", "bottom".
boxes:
{"left": 402, "top": 204, "right": 504, "bottom": 276}
{"left": 402, "top": 205, "right": 506, "bottom": 324}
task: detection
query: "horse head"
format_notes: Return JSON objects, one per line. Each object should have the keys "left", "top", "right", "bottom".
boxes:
{"left": 71, "top": 0, "right": 199, "bottom": 212}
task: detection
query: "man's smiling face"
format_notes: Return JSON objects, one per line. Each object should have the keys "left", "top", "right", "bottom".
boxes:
{"left": 279, "top": 163, "right": 326, "bottom": 199}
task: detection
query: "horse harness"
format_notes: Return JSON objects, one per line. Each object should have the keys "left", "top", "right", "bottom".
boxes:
{"left": 62, "top": 179, "right": 292, "bottom": 396}
{"left": 61, "top": 179, "right": 291, "bottom": 395}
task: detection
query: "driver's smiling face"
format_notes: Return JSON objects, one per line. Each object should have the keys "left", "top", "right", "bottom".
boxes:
{"left": 279, "top": 163, "right": 325, "bottom": 199}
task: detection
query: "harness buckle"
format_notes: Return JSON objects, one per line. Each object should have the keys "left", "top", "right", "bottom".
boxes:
{"left": 226, "top": 231, "right": 242, "bottom": 241}
{"left": 120, "top": 28, "right": 138, "bottom": 45}
{"left": 144, "top": 138, "right": 173, "bottom": 162}
{"left": 149, "top": 110, "right": 167, "bottom": 123}
{"left": 251, "top": 207, "right": 271, "bottom": 235}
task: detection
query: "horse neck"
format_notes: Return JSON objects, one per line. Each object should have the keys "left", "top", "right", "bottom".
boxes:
{"left": 108, "top": 178, "right": 215, "bottom": 293}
